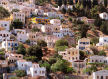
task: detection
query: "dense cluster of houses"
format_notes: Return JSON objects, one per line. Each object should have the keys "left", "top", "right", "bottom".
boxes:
{"left": 0, "top": 0, "right": 108, "bottom": 79}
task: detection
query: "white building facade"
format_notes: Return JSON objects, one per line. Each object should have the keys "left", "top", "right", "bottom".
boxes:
{"left": 96, "top": 36, "right": 108, "bottom": 46}
{"left": 0, "top": 30, "right": 11, "bottom": 42}
{"left": 0, "top": 20, "right": 10, "bottom": 31}
{"left": 93, "top": 70, "right": 108, "bottom": 79}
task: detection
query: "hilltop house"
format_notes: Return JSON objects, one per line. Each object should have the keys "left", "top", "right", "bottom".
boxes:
{"left": 58, "top": 47, "right": 79, "bottom": 63}
{"left": 44, "top": 35, "right": 60, "bottom": 48}
{"left": 0, "top": 60, "right": 8, "bottom": 74}
{"left": 27, "top": 32, "right": 44, "bottom": 45}
{"left": 0, "top": 30, "right": 11, "bottom": 42}
{"left": 14, "top": 29, "right": 28, "bottom": 42}
{"left": 88, "top": 55, "right": 108, "bottom": 65}
{"left": 5, "top": 53, "right": 23, "bottom": 63}
{"left": 99, "top": 12, "right": 108, "bottom": 20}
{"left": 13, "top": 12, "right": 25, "bottom": 24}
{"left": 96, "top": 36, "right": 108, "bottom": 46}
{"left": 27, "top": 63, "right": 46, "bottom": 77}
{"left": 77, "top": 38, "right": 90, "bottom": 50}
{"left": 1, "top": 40, "right": 18, "bottom": 52}
{"left": 93, "top": 70, "right": 108, "bottom": 79}
{"left": 72, "top": 60, "right": 86, "bottom": 74}
{"left": 50, "top": 19, "right": 61, "bottom": 26}
{"left": 0, "top": 20, "right": 10, "bottom": 31}
{"left": 17, "top": 60, "right": 46, "bottom": 77}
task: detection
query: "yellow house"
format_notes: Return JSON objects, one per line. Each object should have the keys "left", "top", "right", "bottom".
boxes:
{"left": 31, "top": 17, "right": 50, "bottom": 24}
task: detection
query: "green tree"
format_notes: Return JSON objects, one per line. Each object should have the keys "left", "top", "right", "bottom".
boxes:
{"left": 55, "top": 39, "right": 68, "bottom": 47}
{"left": 61, "top": 8, "right": 66, "bottom": 14}
{"left": 104, "top": 0, "right": 108, "bottom": 7}
{"left": 37, "top": 40, "right": 47, "bottom": 47}
{"left": 25, "top": 39, "right": 30, "bottom": 45}
{"left": 0, "top": 7, "right": 10, "bottom": 19}
{"left": 51, "top": 59, "right": 70, "bottom": 73}
{"left": 94, "top": 18, "right": 102, "bottom": 27}
{"left": 11, "top": 19, "right": 24, "bottom": 29}
{"left": 79, "top": 51, "right": 86, "bottom": 60}
{"left": 27, "top": 45, "right": 43, "bottom": 60}
{"left": 67, "top": 8, "right": 72, "bottom": 15}
{"left": 98, "top": 50, "right": 106, "bottom": 56}
{"left": 57, "top": 0, "right": 62, "bottom": 6}
{"left": 100, "top": 21, "right": 108, "bottom": 35}
{"left": 92, "top": 0, "right": 98, "bottom": 6}
{"left": 69, "top": 0, "right": 73, "bottom": 5}
{"left": 80, "top": 24, "right": 89, "bottom": 38}
{"left": 39, "top": 60, "right": 51, "bottom": 72}
{"left": 16, "top": 44, "right": 26, "bottom": 55}
{"left": 9, "top": 77, "right": 19, "bottom": 79}
{"left": 90, "top": 37, "right": 99, "bottom": 45}
{"left": 90, "top": 5, "right": 98, "bottom": 19}
{"left": 68, "top": 17, "right": 72, "bottom": 22}
{"left": 63, "top": 0, "right": 67, "bottom": 5}
{"left": 11, "top": 9, "right": 19, "bottom": 13}
{"left": 24, "top": 56, "right": 37, "bottom": 62}
{"left": 14, "top": 70, "right": 26, "bottom": 77}
{"left": 66, "top": 67, "right": 75, "bottom": 73}
{"left": 31, "top": 27, "right": 40, "bottom": 32}
{"left": 55, "top": 46, "right": 68, "bottom": 51}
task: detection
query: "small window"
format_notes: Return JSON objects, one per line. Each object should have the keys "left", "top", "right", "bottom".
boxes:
{"left": 101, "top": 76, "right": 103, "bottom": 79}
{"left": 42, "top": 71, "right": 45, "bottom": 74}
{"left": 35, "top": 71, "right": 37, "bottom": 73}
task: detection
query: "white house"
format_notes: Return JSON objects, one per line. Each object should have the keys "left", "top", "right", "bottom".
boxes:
{"left": 16, "top": 59, "right": 32, "bottom": 70}
{"left": 0, "top": 30, "right": 11, "bottom": 42}
{"left": 99, "top": 12, "right": 108, "bottom": 20}
{"left": 53, "top": 32, "right": 64, "bottom": 38}
{"left": 5, "top": 53, "right": 23, "bottom": 63}
{"left": 13, "top": 12, "right": 25, "bottom": 23}
{"left": 58, "top": 47, "right": 79, "bottom": 63}
{"left": 96, "top": 36, "right": 108, "bottom": 46}
{"left": 0, "top": 20, "right": 10, "bottom": 31}
{"left": 72, "top": 60, "right": 86, "bottom": 74}
{"left": 0, "top": 0, "right": 9, "bottom": 7}
{"left": 88, "top": 55, "right": 108, "bottom": 65}
{"left": 53, "top": 25, "right": 74, "bottom": 38}
{"left": 77, "top": 38, "right": 90, "bottom": 50}
{"left": 27, "top": 63, "right": 46, "bottom": 77}
{"left": 93, "top": 70, "right": 108, "bottom": 79}
{"left": 41, "top": 24, "right": 53, "bottom": 34}
{"left": 14, "top": 29, "right": 28, "bottom": 42}
{"left": 45, "top": 12, "right": 64, "bottom": 19}
{"left": 50, "top": 19, "right": 61, "bottom": 26}
{"left": 1, "top": 40, "right": 18, "bottom": 52}
{"left": 21, "top": 7, "right": 31, "bottom": 17}
{"left": 33, "top": 9, "right": 44, "bottom": 16}
{"left": 27, "top": 32, "right": 45, "bottom": 45}
{"left": 60, "top": 25, "right": 73, "bottom": 37}
{"left": 44, "top": 35, "right": 60, "bottom": 48}
{"left": 16, "top": 60, "right": 46, "bottom": 77}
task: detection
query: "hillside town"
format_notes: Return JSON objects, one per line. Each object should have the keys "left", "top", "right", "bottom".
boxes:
{"left": 0, "top": 0, "right": 108, "bottom": 79}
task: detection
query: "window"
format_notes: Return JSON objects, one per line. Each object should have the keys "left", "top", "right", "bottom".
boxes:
{"left": 35, "top": 71, "right": 37, "bottom": 73}
{"left": 42, "top": 71, "right": 45, "bottom": 74}
{"left": 101, "top": 76, "right": 103, "bottom": 79}
{"left": 40, "top": 71, "right": 41, "bottom": 74}
{"left": 68, "top": 52, "right": 70, "bottom": 54}
{"left": 8, "top": 43, "right": 10, "bottom": 46}
{"left": 4, "top": 24, "right": 7, "bottom": 26}
{"left": 95, "top": 60, "right": 98, "bottom": 62}
{"left": 97, "top": 76, "right": 99, "bottom": 79}
{"left": 14, "top": 43, "right": 17, "bottom": 46}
